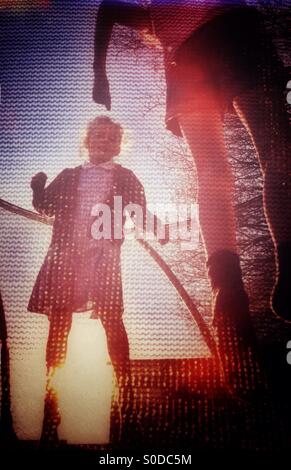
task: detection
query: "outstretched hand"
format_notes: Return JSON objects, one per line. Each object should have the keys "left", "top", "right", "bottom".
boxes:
{"left": 31, "top": 172, "right": 47, "bottom": 192}
{"left": 92, "top": 71, "right": 111, "bottom": 110}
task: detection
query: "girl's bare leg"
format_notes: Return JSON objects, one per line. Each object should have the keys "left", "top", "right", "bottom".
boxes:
{"left": 178, "top": 96, "right": 257, "bottom": 358}
{"left": 178, "top": 99, "right": 237, "bottom": 258}
{"left": 234, "top": 86, "right": 291, "bottom": 320}
{"left": 100, "top": 311, "right": 134, "bottom": 442}
{"left": 41, "top": 313, "right": 73, "bottom": 443}
{"left": 100, "top": 313, "right": 131, "bottom": 390}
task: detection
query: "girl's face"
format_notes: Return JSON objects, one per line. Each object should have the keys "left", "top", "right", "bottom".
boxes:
{"left": 87, "top": 122, "right": 122, "bottom": 164}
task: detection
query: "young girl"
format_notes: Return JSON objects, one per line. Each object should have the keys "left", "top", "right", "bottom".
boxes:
{"left": 29, "top": 115, "right": 166, "bottom": 443}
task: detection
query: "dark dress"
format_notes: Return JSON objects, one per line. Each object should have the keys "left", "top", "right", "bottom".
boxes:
{"left": 28, "top": 164, "right": 146, "bottom": 319}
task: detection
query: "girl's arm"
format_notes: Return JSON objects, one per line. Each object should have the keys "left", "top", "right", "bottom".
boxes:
{"left": 93, "top": 0, "right": 152, "bottom": 108}
{"left": 31, "top": 169, "right": 67, "bottom": 217}
{"left": 126, "top": 172, "right": 169, "bottom": 244}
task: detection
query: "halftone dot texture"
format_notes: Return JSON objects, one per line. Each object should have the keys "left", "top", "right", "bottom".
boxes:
{"left": 0, "top": 0, "right": 291, "bottom": 449}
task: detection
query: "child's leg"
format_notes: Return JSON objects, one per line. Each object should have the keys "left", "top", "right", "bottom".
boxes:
{"left": 100, "top": 310, "right": 133, "bottom": 443}
{"left": 234, "top": 86, "right": 291, "bottom": 320}
{"left": 178, "top": 97, "right": 257, "bottom": 356}
{"left": 41, "top": 313, "right": 73, "bottom": 443}
{"left": 46, "top": 313, "right": 73, "bottom": 372}
{"left": 178, "top": 98, "right": 237, "bottom": 258}
{"left": 234, "top": 86, "right": 291, "bottom": 248}
{"left": 100, "top": 312, "right": 130, "bottom": 389}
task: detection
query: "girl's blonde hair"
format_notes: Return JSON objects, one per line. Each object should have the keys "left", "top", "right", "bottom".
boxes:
{"left": 79, "top": 115, "right": 124, "bottom": 160}
{"left": 84, "top": 115, "right": 123, "bottom": 149}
